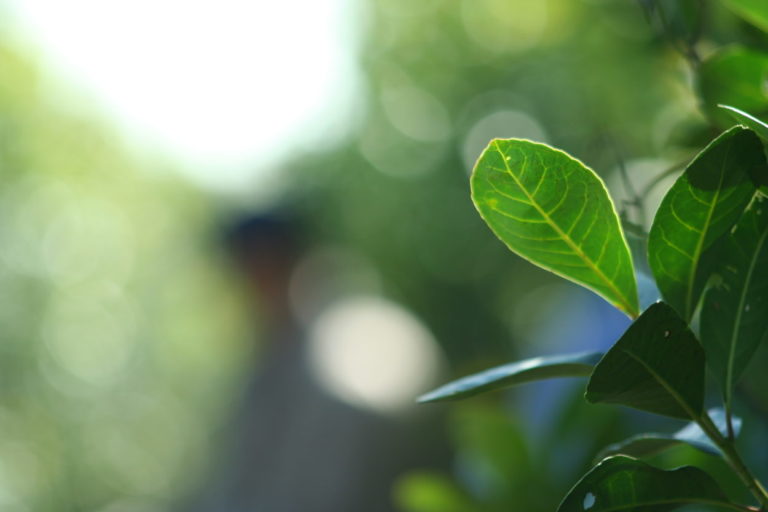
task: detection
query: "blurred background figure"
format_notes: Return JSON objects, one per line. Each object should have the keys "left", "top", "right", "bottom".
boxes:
{"left": 179, "top": 211, "right": 448, "bottom": 512}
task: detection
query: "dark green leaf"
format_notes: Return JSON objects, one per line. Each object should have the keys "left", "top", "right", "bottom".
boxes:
{"left": 558, "top": 455, "right": 737, "bottom": 512}
{"left": 701, "top": 198, "right": 768, "bottom": 405}
{"left": 698, "top": 47, "right": 768, "bottom": 127}
{"left": 597, "top": 408, "right": 741, "bottom": 460}
{"left": 418, "top": 352, "right": 602, "bottom": 403}
{"left": 722, "top": 0, "right": 768, "bottom": 33}
{"left": 586, "top": 302, "right": 704, "bottom": 420}
{"left": 471, "top": 139, "right": 639, "bottom": 317}
{"left": 648, "top": 127, "right": 761, "bottom": 320}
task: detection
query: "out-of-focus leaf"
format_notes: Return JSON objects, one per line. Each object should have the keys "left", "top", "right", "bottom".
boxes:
{"left": 701, "top": 198, "right": 768, "bottom": 405}
{"left": 418, "top": 352, "right": 603, "bottom": 403}
{"left": 722, "top": 0, "right": 768, "bottom": 33}
{"left": 471, "top": 139, "right": 639, "bottom": 317}
{"left": 586, "top": 302, "right": 704, "bottom": 420}
{"left": 698, "top": 47, "right": 768, "bottom": 127}
{"left": 597, "top": 408, "right": 741, "bottom": 460}
{"left": 648, "top": 127, "right": 761, "bottom": 320}
{"left": 557, "top": 456, "right": 736, "bottom": 512}
{"left": 394, "top": 472, "right": 472, "bottom": 512}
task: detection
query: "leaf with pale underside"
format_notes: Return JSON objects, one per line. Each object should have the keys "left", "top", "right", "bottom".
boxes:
{"left": 701, "top": 197, "right": 768, "bottom": 406}
{"left": 586, "top": 302, "right": 704, "bottom": 420}
{"left": 596, "top": 408, "right": 741, "bottom": 461}
{"left": 418, "top": 352, "right": 603, "bottom": 403}
{"left": 558, "top": 456, "right": 738, "bottom": 512}
{"left": 648, "top": 127, "right": 762, "bottom": 320}
{"left": 471, "top": 139, "right": 638, "bottom": 317}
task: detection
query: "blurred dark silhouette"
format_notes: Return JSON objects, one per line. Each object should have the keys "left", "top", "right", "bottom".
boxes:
{"left": 179, "top": 211, "right": 448, "bottom": 512}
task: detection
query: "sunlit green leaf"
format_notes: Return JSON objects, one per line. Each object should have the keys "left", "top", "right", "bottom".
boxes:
{"left": 418, "top": 352, "right": 603, "bottom": 403}
{"left": 471, "top": 139, "right": 639, "bottom": 317}
{"left": 597, "top": 408, "right": 741, "bottom": 460}
{"left": 586, "top": 302, "right": 704, "bottom": 420}
{"left": 698, "top": 47, "right": 768, "bottom": 127}
{"left": 558, "top": 456, "right": 737, "bottom": 512}
{"left": 648, "top": 127, "right": 761, "bottom": 320}
{"left": 701, "top": 197, "right": 768, "bottom": 406}
{"left": 722, "top": 0, "right": 768, "bottom": 33}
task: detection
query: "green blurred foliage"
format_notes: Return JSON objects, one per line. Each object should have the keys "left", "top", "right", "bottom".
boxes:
{"left": 0, "top": 42, "right": 251, "bottom": 511}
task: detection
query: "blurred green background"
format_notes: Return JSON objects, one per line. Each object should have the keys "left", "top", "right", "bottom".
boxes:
{"left": 1, "top": 0, "right": 768, "bottom": 510}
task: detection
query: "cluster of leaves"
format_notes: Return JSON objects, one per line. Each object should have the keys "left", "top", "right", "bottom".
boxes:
{"left": 421, "top": 113, "right": 768, "bottom": 510}
{"left": 418, "top": 2, "right": 768, "bottom": 510}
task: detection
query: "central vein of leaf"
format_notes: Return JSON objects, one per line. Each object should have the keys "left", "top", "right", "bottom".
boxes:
{"left": 726, "top": 217, "right": 768, "bottom": 404}
{"left": 625, "top": 349, "right": 699, "bottom": 420}
{"left": 493, "top": 141, "right": 636, "bottom": 317}
{"left": 685, "top": 143, "right": 733, "bottom": 319}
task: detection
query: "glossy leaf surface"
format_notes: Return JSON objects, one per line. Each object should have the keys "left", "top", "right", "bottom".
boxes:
{"left": 586, "top": 302, "right": 704, "bottom": 420}
{"left": 558, "top": 456, "right": 735, "bottom": 512}
{"left": 722, "top": 0, "right": 768, "bottom": 33}
{"left": 701, "top": 198, "right": 768, "bottom": 404}
{"left": 597, "top": 408, "right": 741, "bottom": 460}
{"left": 471, "top": 139, "right": 638, "bottom": 317}
{"left": 418, "top": 352, "right": 602, "bottom": 403}
{"left": 722, "top": 105, "right": 768, "bottom": 141}
{"left": 648, "top": 127, "right": 761, "bottom": 320}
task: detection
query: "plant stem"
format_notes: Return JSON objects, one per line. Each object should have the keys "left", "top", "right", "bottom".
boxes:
{"left": 698, "top": 411, "right": 768, "bottom": 509}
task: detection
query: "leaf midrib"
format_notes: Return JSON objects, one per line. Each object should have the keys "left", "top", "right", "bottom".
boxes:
{"left": 725, "top": 213, "right": 768, "bottom": 403}
{"left": 624, "top": 349, "right": 700, "bottom": 420}
{"left": 684, "top": 141, "right": 734, "bottom": 319}
{"left": 492, "top": 141, "right": 636, "bottom": 317}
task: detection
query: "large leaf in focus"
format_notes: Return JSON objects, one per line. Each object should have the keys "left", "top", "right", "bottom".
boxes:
{"left": 586, "top": 302, "right": 704, "bottom": 420}
{"left": 698, "top": 47, "right": 768, "bottom": 127}
{"left": 418, "top": 352, "right": 603, "bottom": 403}
{"left": 597, "top": 408, "right": 741, "bottom": 460}
{"left": 701, "top": 198, "right": 768, "bottom": 404}
{"left": 648, "top": 127, "right": 761, "bottom": 320}
{"left": 471, "top": 139, "right": 638, "bottom": 317}
{"left": 558, "top": 456, "right": 735, "bottom": 512}
{"left": 722, "top": 0, "right": 768, "bottom": 33}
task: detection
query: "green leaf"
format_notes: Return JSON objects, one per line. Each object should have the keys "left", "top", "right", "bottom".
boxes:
{"left": 648, "top": 127, "right": 761, "bottom": 320}
{"left": 418, "top": 351, "right": 602, "bottom": 403}
{"left": 597, "top": 408, "right": 741, "bottom": 460}
{"left": 721, "top": 105, "right": 768, "bottom": 141}
{"left": 722, "top": 0, "right": 768, "bottom": 33}
{"left": 586, "top": 302, "right": 704, "bottom": 420}
{"left": 701, "top": 197, "right": 768, "bottom": 405}
{"left": 557, "top": 455, "right": 738, "bottom": 512}
{"left": 698, "top": 47, "right": 768, "bottom": 127}
{"left": 471, "top": 139, "right": 639, "bottom": 317}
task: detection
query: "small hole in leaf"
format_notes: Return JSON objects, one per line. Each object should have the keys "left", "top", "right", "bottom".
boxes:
{"left": 583, "top": 492, "right": 596, "bottom": 510}
{"left": 745, "top": 304, "right": 751, "bottom": 312}
{"left": 505, "top": 156, "right": 511, "bottom": 161}
{"left": 663, "top": 330, "right": 670, "bottom": 338}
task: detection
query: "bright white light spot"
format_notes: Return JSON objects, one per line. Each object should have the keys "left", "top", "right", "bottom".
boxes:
{"left": 4, "top": 0, "right": 361, "bottom": 193}
{"left": 308, "top": 296, "right": 443, "bottom": 414}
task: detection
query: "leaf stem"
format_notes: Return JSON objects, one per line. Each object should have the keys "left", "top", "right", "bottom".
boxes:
{"left": 698, "top": 410, "right": 768, "bottom": 509}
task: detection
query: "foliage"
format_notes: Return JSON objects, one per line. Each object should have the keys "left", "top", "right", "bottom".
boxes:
{"left": 420, "top": 1, "right": 768, "bottom": 510}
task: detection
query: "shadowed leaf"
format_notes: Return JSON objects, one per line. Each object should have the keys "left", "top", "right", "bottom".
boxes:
{"left": 471, "top": 139, "right": 638, "bottom": 317}
{"left": 586, "top": 302, "right": 704, "bottom": 420}
{"left": 418, "top": 352, "right": 603, "bottom": 403}
{"left": 702, "top": 197, "right": 768, "bottom": 405}
{"left": 558, "top": 456, "right": 738, "bottom": 512}
{"left": 648, "top": 127, "right": 761, "bottom": 320}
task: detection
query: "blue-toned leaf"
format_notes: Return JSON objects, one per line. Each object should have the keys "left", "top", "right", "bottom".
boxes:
{"left": 418, "top": 352, "right": 602, "bottom": 403}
